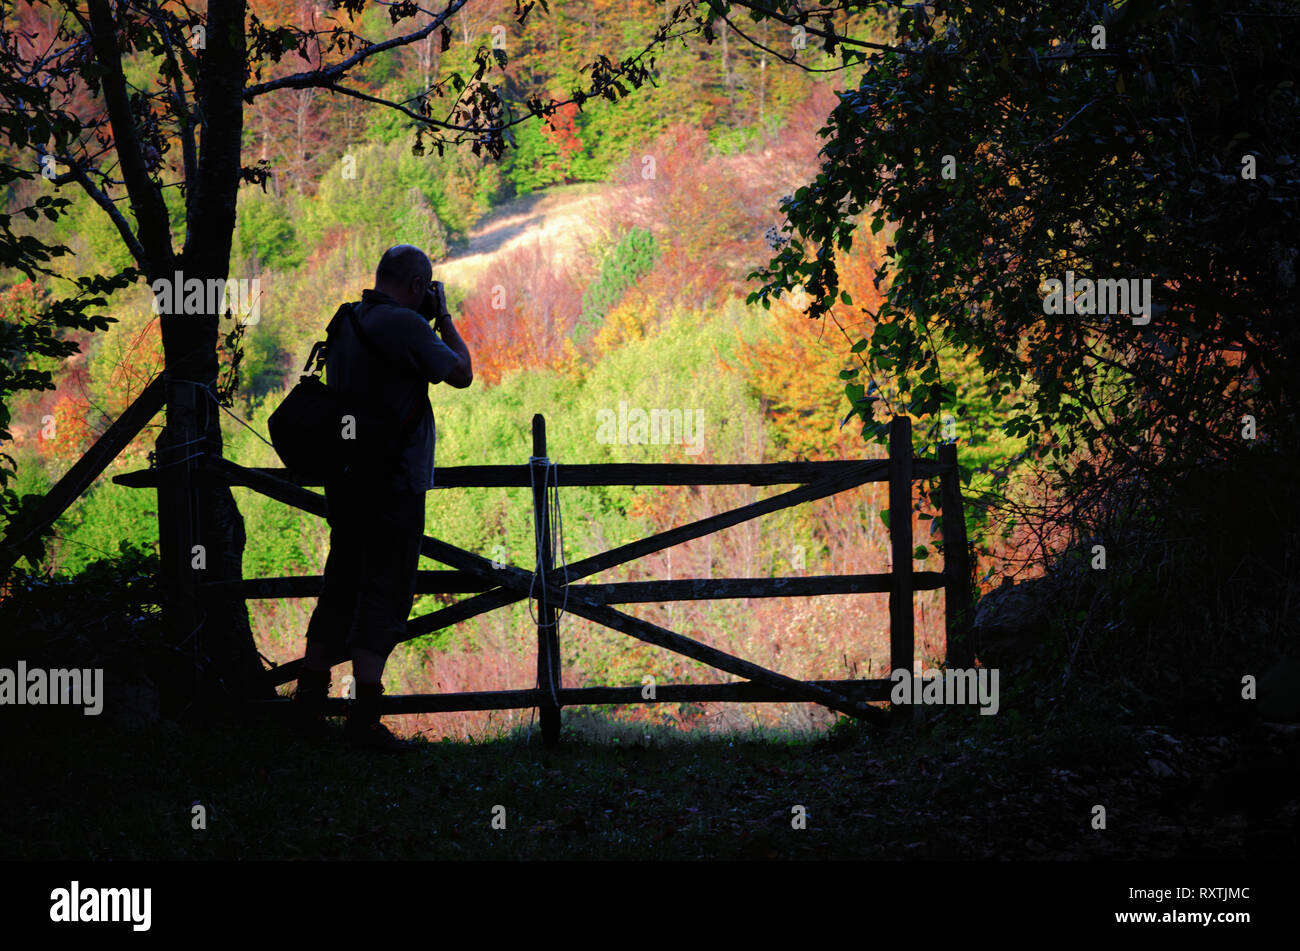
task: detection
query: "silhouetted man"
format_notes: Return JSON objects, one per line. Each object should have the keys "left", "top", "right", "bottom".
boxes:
{"left": 292, "top": 244, "right": 472, "bottom": 751}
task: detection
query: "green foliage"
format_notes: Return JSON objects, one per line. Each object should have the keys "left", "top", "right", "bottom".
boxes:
{"left": 708, "top": 121, "right": 768, "bottom": 156}
{"left": 235, "top": 187, "right": 302, "bottom": 271}
{"left": 502, "top": 116, "right": 571, "bottom": 195}
{"left": 59, "top": 190, "right": 136, "bottom": 276}
{"left": 749, "top": 0, "right": 1300, "bottom": 529}
{"left": 53, "top": 479, "right": 160, "bottom": 576}
{"left": 573, "top": 226, "right": 658, "bottom": 344}
{"left": 567, "top": 85, "right": 676, "bottom": 181}
{"left": 392, "top": 186, "right": 449, "bottom": 262}
{"left": 365, "top": 81, "right": 421, "bottom": 145}
{"left": 300, "top": 138, "right": 504, "bottom": 253}
{"left": 304, "top": 142, "right": 448, "bottom": 262}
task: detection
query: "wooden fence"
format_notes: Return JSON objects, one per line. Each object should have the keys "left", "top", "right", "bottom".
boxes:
{"left": 112, "top": 411, "right": 973, "bottom": 746}
{"left": 0, "top": 375, "right": 974, "bottom": 747}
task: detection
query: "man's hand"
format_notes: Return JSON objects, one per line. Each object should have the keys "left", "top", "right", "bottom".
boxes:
{"left": 419, "top": 280, "right": 449, "bottom": 323}
{"left": 418, "top": 288, "right": 439, "bottom": 320}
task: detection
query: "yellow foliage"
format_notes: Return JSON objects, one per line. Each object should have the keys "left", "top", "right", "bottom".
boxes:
{"left": 554, "top": 336, "right": 586, "bottom": 384}
{"left": 591, "top": 288, "right": 654, "bottom": 359}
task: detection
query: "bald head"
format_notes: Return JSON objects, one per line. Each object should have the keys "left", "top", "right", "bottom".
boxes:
{"left": 374, "top": 244, "right": 433, "bottom": 311}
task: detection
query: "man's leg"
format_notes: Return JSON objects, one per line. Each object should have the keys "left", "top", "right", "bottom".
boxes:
{"left": 344, "top": 487, "right": 426, "bottom": 751}
{"left": 294, "top": 478, "right": 365, "bottom": 733}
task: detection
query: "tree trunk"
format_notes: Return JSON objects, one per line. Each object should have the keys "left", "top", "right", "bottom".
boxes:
{"left": 180, "top": 0, "right": 272, "bottom": 711}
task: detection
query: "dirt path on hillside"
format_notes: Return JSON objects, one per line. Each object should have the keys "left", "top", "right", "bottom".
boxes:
{"left": 439, "top": 184, "right": 619, "bottom": 284}
{"left": 436, "top": 150, "right": 781, "bottom": 287}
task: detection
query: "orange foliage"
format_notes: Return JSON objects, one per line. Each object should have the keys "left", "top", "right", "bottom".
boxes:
{"left": 728, "top": 233, "right": 890, "bottom": 461}
{"left": 590, "top": 285, "right": 654, "bottom": 360}
{"left": 36, "top": 394, "right": 93, "bottom": 467}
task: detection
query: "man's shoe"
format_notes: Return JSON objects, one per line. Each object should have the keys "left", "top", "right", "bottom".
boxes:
{"left": 290, "top": 669, "right": 332, "bottom": 740}
{"left": 344, "top": 682, "right": 417, "bottom": 753}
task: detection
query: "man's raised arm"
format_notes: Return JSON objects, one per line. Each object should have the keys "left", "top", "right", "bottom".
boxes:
{"left": 434, "top": 310, "right": 473, "bottom": 389}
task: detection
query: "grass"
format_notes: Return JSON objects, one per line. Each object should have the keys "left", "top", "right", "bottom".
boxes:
{"left": 2, "top": 696, "right": 1285, "bottom": 861}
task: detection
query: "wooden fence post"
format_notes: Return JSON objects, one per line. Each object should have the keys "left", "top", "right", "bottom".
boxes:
{"left": 938, "top": 443, "right": 975, "bottom": 670}
{"left": 532, "top": 414, "right": 562, "bottom": 747}
{"left": 888, "top": 416, "right": 914, "bottom": 716}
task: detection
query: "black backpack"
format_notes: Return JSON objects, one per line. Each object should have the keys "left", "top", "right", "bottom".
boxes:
{"left": 268, "top": 301, "right": 424, "bottom": 484}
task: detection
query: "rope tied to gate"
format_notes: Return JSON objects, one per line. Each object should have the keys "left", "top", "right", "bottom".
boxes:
{"left": 527, "top": 455, "right": 567, "bottom": 714}
{"left": 527, "top": 455, "right": 568, "bottom": 627}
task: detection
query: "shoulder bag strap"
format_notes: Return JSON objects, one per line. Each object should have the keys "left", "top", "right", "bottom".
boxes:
{"left": 301, "top": 303, "right": 354, "bottom": 375}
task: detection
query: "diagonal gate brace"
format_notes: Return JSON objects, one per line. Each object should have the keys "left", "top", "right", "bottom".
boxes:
{"left": 414, "top": 532, "right": 889, "bottom": 725}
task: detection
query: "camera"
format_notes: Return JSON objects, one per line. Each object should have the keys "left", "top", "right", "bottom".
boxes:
{"left": 418, "top": 283, "right": 441, "bottom": 323}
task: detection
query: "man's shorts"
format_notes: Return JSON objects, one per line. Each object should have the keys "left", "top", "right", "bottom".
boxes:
{"left": 305, "top": 474, "right": 426, "bottom": 657}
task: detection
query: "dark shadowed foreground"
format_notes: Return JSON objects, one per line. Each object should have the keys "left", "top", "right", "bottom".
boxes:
{"left": 2, "top": 701, "right": 1293, "bottom": 861}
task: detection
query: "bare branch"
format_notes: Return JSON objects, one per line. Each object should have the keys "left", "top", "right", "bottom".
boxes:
{"left": 39, "top": 148, "right": 149, "bottom": 271}
{"left": 85, "top": 0, "right": 174, "bottom": 273}
{"left": 242, "top": 0, "right": 469, "bottom": 101}
{"left": 721, "top": 0, "right": 920, "bottom": 55}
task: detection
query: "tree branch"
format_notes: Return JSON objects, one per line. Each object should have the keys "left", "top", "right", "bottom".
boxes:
{"left": 716, "top": 7, "right": 856, "bottom": 73}
{"left": 142, "top": 0, "right": 199, "bottom": 189}
{"left": 321, "top": 81, "right": 487, "bottom": 134}
{"left": 316, "top": 12, "right": 702, "bottom": 141}
{"left": 51, "top": 152, "right": 149, "bottom": 271}
{"left": 242, "top": 0, "right": 469, "bottom": 101}
{"left": 85, "top": 0, "right": 174, "bottom": 274}
{"left": 720, "top": 0, "right": 920, "bottom": 55}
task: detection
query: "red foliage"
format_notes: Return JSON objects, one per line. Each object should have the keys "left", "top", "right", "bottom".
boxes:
{"left": 455, "top": 238, "right": 584, "bottom": 385}
{"left": 541, "top": 100, "right": 583, "bottom": 180}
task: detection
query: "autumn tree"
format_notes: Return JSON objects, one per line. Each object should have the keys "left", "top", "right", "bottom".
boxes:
{"left": 457, "top": 237, "right": 585, "bottom": 384}
{"left": 730, "top": 229, "right": 887, "bottom": 462}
